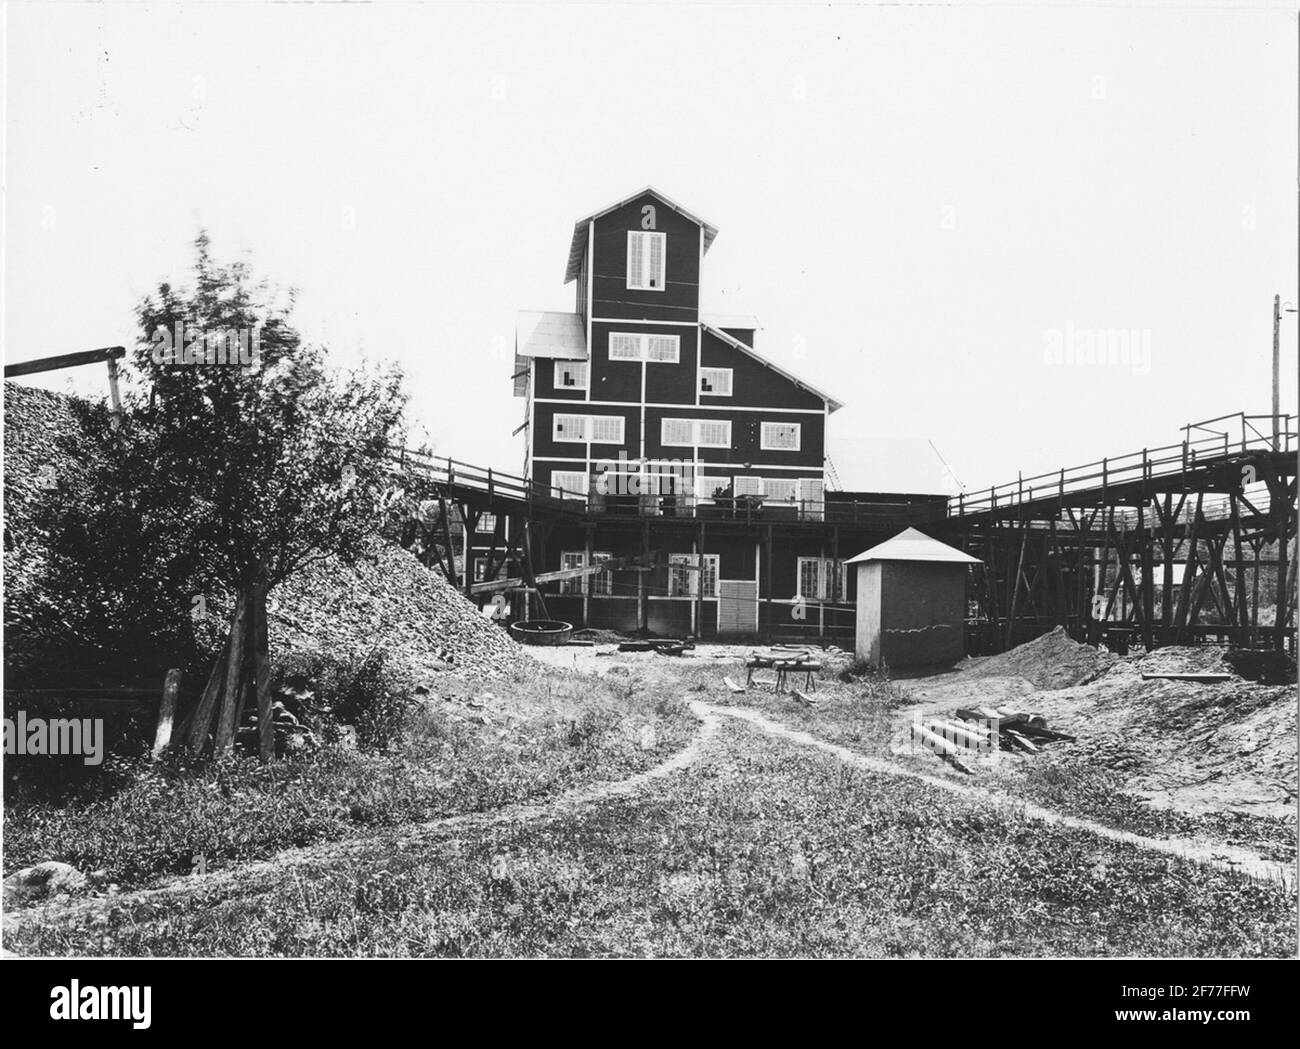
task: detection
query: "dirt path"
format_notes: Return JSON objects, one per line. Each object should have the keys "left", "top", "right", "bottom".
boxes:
{"left": 2, "top": 706, "right": 722, "bottom": 938}
{"left": 6, "top": 695, "right": 1288, "bottom": 945}
{"left": 704, "top": 702, "right": 1293, "bottom": 887}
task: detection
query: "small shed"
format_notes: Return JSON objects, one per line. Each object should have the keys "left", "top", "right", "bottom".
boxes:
{"left": 846, "top": 528, "right": 982, "bottom": 668}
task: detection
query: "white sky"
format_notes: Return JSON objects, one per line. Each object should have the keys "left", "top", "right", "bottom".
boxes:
{"left": 4, "top": 0, "right": 1296, "bottom": 493}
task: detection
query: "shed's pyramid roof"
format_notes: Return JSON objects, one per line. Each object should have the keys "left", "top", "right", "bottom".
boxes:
{"left": 846, "top": 527, "right": 982, "bottom": 565}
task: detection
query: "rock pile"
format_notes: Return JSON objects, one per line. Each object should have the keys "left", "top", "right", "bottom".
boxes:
{"left": 268, "top": 540, "right": 524, "bottom": 681}
{"left": 963, "top": 626, "right": 1118, "bottom": 690}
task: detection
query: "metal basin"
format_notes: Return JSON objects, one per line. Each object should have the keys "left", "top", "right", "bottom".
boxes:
{"left": 508, "top": 620, "right": 574, "bottom": 646}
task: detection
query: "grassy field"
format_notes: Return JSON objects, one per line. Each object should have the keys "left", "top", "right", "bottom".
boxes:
{"left": 8, "top": 719, "right": 1293, "bottom": 958}
{"left": 3, "top": 662, "right": 694, "bottom": 890}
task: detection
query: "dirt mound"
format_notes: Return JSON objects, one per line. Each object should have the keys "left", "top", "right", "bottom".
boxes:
{"left": 4, "top": 382, "right": 522, "bottom": 682}
{"left": 266, "top": 541, "right": 523, "bottom": 680}
{"left": 1026, "top": 652, "right": 1296, "bottom": 819}
{"left": 962, "top": 626, "right": 1117, "bottom": 690}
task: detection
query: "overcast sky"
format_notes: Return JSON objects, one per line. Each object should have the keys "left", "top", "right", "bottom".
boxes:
{"left": 4, "top": 0, "right": 1296, "bottom": 494}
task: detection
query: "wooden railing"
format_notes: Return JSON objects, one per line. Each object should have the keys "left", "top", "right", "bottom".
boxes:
{"left": 951, "top": 412, "right": 1296, "bottom": 519}
{"left": 390, "top": 450, "right": 945, "bottom": 528}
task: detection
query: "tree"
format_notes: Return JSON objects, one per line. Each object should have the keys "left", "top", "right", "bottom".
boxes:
{"left": 124, "top": 232, "right": 407, "bottom": 758}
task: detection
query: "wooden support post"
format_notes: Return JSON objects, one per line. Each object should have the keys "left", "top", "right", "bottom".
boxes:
{"left": 1172, "top": 494, "right": 1204, "bottom": 634}
{"left": 695, "top": 520, "right": 706, "bottom": 640}
{"left": 1230, "top": 493, "right": 1248, "bottom": 637}
{"left": 583, "top": 524, "right": 594, "bottom": 629}
{"left": 638, "top": 519, "right": 650, "bottom": 634}
{"left": 151, "top": 669, "right": 182, "bottom": 760}
{"left": 1004, "top": 525, "right": 1029, "bottom": 650}
{"left": 1272, "top": 476, "right": 1291, "bottom": 651}
{"left": 1139, "top": 502, "right": 1155, "bottom": 650}
{"left": 214, "top": 590, "right": 251, "bottom": 755}
{"left": 764, "top": 525, "right": 775, "bottom": 643}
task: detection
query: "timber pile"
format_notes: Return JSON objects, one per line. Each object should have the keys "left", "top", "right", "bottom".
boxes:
{"left": 911, "top": 705, "right": 1076, "bottom": 775}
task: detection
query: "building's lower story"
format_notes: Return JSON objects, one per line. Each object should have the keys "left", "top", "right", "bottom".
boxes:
{"left": 506, "top": 520, "right": 879, "bottom": 642}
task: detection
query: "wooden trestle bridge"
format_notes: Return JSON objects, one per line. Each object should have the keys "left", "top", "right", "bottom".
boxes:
{"left": 396, "top": 411, "right": 1297, "bottom": 654}
{"left": 943, "top": 413, "right": 1297, "bottom": 654}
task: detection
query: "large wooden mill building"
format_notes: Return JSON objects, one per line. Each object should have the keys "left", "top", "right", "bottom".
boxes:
{"left": 505, "top": 187, "right": 943, "bottom": 639}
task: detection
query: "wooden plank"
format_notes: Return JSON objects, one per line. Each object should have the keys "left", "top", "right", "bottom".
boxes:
{"left": 151, "top": 669, "right": 182, "bottom": 760}
{"left": 1004, "top": 729, "right": 1040, "bottom": 753}
{"left": 792, "top": 689, "right": 817, "bottom": 707}
{"left": 4, "top": 345, "right": 125, "bottom": 377}
{"left": 910, "top": 723, "right": 973, "bottom": 774}
{"left": 723, "top": 676, "right": 746, "bottom": 693}
{"left": 185, "top": 617, "right": 236, "bottom": 752}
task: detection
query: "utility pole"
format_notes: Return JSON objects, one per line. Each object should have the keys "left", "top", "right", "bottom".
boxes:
{"left": 1273, "top": 294, "right": 1282, "bottom": 448}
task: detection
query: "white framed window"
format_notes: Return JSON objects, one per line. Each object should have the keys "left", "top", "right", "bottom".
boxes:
{"left": 647, "top": 335, "right": 678, "bottom": 362}
{"left": 560, "top": 551, "right": 585, "bottom": 595}
{"left": 550, "top": 471, "right": 588, "bottom": 499}
{"left": 797, "top": 558, "right": 822, "bottom": 601}
{"left": 609, "top": 333, "right": 642, "bottom": 360}
{"left": 589, "top": 415, "right": 625, "bottom": 444}
{"left": 701, "top": 554, "right": 719, "bottom": 597}
{"left": 608, "top": 332, "right": 679, "bottom": 363}
{"left": 553, "top": 414, "right": 587, "bottom": 442}
{"left": 474, "top": 558, "right": 489, "bottom": 583}
{"left": 762, "top": 477, "right": 799, "bottom": 504}
{"left": 696, "top": 420, "right": 730, "bottom": 448}
{"left": 661, "top": 418, "right": 730, "bottom": 448}
{"left": 694, "top": 474, "right": 731, "bottom": 503}
{"left": 668, "top": 554, "right": 720, "bottom": 598}
{"left": 798, "top": 477, "right": 825, "bottom": 519}
{"left": 477, "top": 513, "right": 498, "bottom": 534}
{"left": 661, "top": 418, "right": 695, "bottom": 447}
{"left": 553, "top": 413, "right": 624, "bottom": 445}
{"left": 796, "top": 557, "right": 847, "bottom": 600}
{"left": 699, "top": 367, "right": 733, "bottom": 396}
{"left": 761, "top": 421, "right": 801, "bottom": 451}
{"left": 553, "top": 360, "right": 588, "bottom": 390}
{"left": 627, "top": 230, "right": 666, "bottom": 291}
{"left": 590, "top": 551, "right": 612, "bottom": 596}
{"left": 560, "top": 551, "right": 613, "bottom": 595}
{"left": 733, "top": 475, "right": 763, "bottom": 497}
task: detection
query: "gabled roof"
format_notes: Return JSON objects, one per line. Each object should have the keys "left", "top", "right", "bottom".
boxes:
{"left": 701, "top": 323, "right": 844, "bottom": 413}
{"left": 565, "top": 186, "right": 720, "bottom": 284}
{"left": 515, "top": 310, "right": 587, "bottom": 360}
{"left": 846, "top": 527, "right": 982, "bottom": 565}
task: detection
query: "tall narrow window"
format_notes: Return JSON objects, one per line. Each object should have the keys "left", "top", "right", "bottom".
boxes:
{"left": 797, "top": 558, "right": 822, "bottom": 600}
{"left": 627, "top": 231, "right": 667, "bottom": 291}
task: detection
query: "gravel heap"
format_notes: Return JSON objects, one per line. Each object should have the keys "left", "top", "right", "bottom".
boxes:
{"left": 963, "top": 626, "right": 1118, "bottom": 690}
{"left": 3, "top": 383, "right": 110, "bottom": 667}
{"left": 3, "top": 381, "right": 524, "bottom": 682}
{"left": 268, "top": 541, "right": 524, "bottom": 681}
